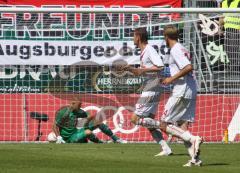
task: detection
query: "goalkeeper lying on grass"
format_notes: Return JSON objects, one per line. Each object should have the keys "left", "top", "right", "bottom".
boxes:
{"left": 50, "top": 101, "right": 125, "bottom": 144}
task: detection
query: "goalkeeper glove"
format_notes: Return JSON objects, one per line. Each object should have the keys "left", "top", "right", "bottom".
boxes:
{"left": 56, "top": 136, "right": 66, "bottom": 144}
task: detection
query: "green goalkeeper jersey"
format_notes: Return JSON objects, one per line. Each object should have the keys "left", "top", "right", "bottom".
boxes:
{"left": 55, "top": 106, "right": 88, "bottom": 140}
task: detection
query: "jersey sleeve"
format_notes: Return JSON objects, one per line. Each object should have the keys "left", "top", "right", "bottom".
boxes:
{"left": 55, "top": 106, "right": 69, "bottom": 126}
{"left": 148, "top": 47, "right": 164, "bottom": 67}
{"left": 55, "top": 114, "right": 61, "bottom": 125}
{"left": 55, "top": 108, "right": 66, "bottom": 126}
{"left": 76, "top": 109, "right": 88, "bottom": 118}
{"left": 171, "top": 45, "right": 191, "bottom": 69}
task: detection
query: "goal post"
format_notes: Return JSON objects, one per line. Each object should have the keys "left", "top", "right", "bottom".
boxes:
{"left": 0, "top": 7, "right": 239, "bottom": 143}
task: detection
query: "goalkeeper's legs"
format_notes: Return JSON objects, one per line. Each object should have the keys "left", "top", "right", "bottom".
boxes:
{"left": 88, "top": 122, "right": 125, "bottom": 143}
{"left": 97, "top": 123, "right": 121, "bottom": 143}
{"left": 68, "top": 128, "right": 98, "bottom": 143}
{"left": 85, "top": 129, "right": 103, "bottom": 143}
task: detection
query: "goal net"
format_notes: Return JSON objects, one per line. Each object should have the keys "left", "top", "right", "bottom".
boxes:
{"left": 0, "top": 7, "right": 239, "bottom": 143}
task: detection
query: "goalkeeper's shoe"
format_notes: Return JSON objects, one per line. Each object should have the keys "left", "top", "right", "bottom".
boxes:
{"left": 183, "top": 159, "right": 202, "bottom": 167}
{"left": 114, "top": 138, "right": 128, "bottom": 144}
{"left": 56, "top": 136, "right": 66, "bottom": 144}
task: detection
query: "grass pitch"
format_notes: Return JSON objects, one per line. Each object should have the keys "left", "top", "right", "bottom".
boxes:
{"left": 0, "top": 143, "right": 239, "bottom": 173}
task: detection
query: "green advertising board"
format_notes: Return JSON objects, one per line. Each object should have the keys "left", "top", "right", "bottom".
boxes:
{"left": 0, "top": 65, "right": 143, "bottom": 94}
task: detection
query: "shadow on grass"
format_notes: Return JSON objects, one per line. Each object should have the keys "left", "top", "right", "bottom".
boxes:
{"left": 203, "top": 163, "right": 230, "bottom": 166}
{"left": 153, "top": 153, "right": 188, "bottom": 157}
{"left": 171, "top": 153, "right": 189, "bottom": 156}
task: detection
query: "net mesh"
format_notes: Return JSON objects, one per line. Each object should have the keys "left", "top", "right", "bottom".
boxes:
{"left": 0, "top": 8, "right": 239, "bottom": 142}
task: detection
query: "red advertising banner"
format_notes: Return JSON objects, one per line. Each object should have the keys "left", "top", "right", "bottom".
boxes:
{"left": 0, "top": 94, "right": 239, "bottom": 142}
{"left": 0, "top": 0, "right": 182, "bottom": 7}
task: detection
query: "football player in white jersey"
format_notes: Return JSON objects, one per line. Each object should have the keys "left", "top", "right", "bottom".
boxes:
{"left": 126, "top": 26, "right": 203, "bottom": 166}
{"left": 160, "top": 25, "right": 203, "bottom": 167}
{"left": 124, "top": 27, "right": 172, "bottom": 156}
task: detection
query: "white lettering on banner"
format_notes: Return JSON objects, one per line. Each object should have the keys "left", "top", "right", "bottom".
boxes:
{"left": 0, "top": 40, "right": 166, "bottom": 65}
{"left": 0, "top": 83, "right": 40, "bottom": 92}
{"left": 0, "top": 5, "right": 171, "bottom": 65}
{"left": 199, "top": 14, "right": 219, "bottom": 36}
{"left": 0, "top": 65, "right": 76, "bottom": 80}
{"left": 0, "top": 5, "right": 170, "bottom": 39}
{"left": 228, "top": 104, "right": 240, "bottom": 142}
{"left": 81, "top": 106, "right": 139, "bottom": 134}
{"left": 206, "top": 41, "right": 229, "bottom": 65}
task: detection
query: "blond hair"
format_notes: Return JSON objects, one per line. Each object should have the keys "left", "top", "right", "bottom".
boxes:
{"left": 163, "top": 25, "right": 179, "bottom": 40}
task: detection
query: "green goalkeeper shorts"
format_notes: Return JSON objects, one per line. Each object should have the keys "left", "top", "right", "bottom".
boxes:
{"left": 84, "top": 121, "right": 96, "bottom": 131}
{"left": 67, "top": 128, "right": 88, "bottom": 143}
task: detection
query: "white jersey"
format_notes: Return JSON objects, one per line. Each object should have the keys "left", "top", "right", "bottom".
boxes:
{"left": 139, "top": 44, "right": 164, "bottom": 92}
{"left": 167, "top": 43, "right": 197, "bottom": 99}
{"left": 140, "top": 44, "right": 164, "bottom": 68}
{"left": 134, "top": 44, "right": 164, "bottom": 116}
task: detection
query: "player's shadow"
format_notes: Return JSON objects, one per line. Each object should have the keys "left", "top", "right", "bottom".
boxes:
{"left": 171, "top": 153, "right": 189, "bottom": 156}
{"left": 203, "top": 163, "right": 230, "bottom": 166}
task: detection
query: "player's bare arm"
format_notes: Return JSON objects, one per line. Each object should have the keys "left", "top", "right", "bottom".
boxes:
{"left": 52, "top": 122, "right": 65, "bottom": 144}
{"left": 124, "top": 65, "right": 163, "bottom": 76}
{"left": 162, "top": 64, "right": 193, "bottom": 85}
{"left": 52, "top": 122, "right": 60, "bottom": 137}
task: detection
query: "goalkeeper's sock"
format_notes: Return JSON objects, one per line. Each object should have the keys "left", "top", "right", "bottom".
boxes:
{"left": 166, "top": 124, "right": 195, "bottom": 142}
{"left": 88, "top": 133, "right": 103, "bottom": 143}
{"left": 98, "top": 124, "right": 119, "bottom": 141}
{"left": 137, "top": 118, "right": 160, "bottom": 128}
{"left": 111, "top": 135, "right": 119, "bottom": 142}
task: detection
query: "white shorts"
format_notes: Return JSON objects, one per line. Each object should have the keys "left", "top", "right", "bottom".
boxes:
{"left": 161, "top": 96, "right": 196, "bottom": 123}
{"left": 134, "top": 91, "right": 161, "bottom": 117}
{"left": 134, "top": 77, "right": 162, "bottom": 117}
